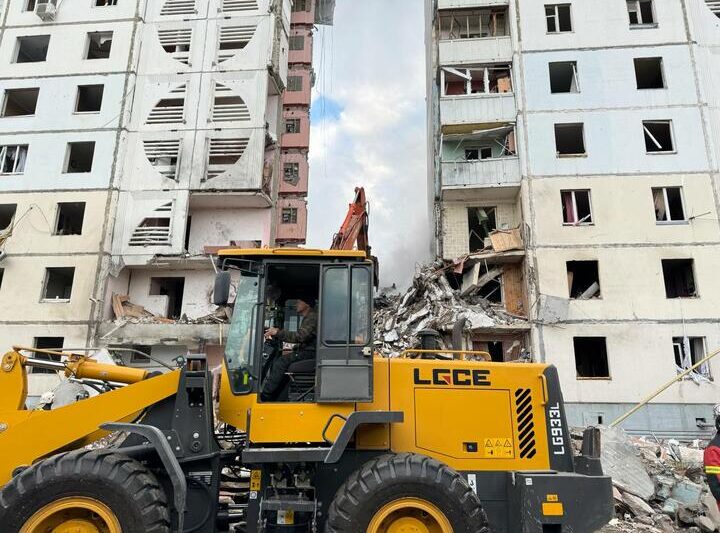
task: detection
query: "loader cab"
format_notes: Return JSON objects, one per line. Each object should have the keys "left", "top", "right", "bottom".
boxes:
{"left": 215, "top": 249, "right": 374, "bottom": 406}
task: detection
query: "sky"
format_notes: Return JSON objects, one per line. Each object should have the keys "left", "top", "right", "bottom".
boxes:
{"left": 305, "top": 0, "right": 431, "bottom": 288}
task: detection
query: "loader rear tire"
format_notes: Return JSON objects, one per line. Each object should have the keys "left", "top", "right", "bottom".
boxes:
{"left": 0, "top": 449, "right": 171, "bottom": 533}
{"left": 326, "top": 453, "right": 487, "bottom": 533}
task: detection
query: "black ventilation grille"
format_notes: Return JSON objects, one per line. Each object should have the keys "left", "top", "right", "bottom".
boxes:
{"left": 515, "top": 388, "right": 537, "bottom": 459}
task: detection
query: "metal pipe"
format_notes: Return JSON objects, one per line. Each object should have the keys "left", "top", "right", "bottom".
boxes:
{"left": 24, "top": 357, "right": 66, "bottom": 372}
{"left": 610, "top": 345, "right": 720, "bottom": 428}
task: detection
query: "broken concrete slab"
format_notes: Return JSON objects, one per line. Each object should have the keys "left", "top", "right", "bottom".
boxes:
{"left": 623, "top": 491, "right": 655, "bottom": 516}
{"left": 601, "top": 426, "right": 656, "bottom": 501}
{"left": 670, "top": 480, "right": 703, "bottom": 507}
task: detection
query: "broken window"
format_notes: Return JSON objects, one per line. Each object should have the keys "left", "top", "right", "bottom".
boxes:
{"left": 289, "top": 35, "right": 305, "bottom": 50}
{"left": 212, "top": 83, "right": 249, "bottom": 122}
{"left": 54, "top": 202, "right": 85, "bottom": 236}
{"left": 24, "top": 0, "right": 37, "bottom": 11}
{"left": 287, "top": 76, "right": 303, "bottom": 92}
{"left": 634, "top": 57, "right": 664, "bottom": 89}
{"left": 467, "top": 206, "right": 496, "bottom": 252}
{"left": 205, "top": 138, "right": 248, "bottom": 179}
{"left": 160, "top": 0, "right": 195, "bottom": 16}
{"left": 95, "top": 0, "right": 117, "bottom": 5}
{"left": 85, "top": 32, "right": 113, "bottom": 60}
{"left": 673, "top": 337, "right": 710, "bottom": 377}
{"left": 285, "top": 118, "right": 301, "bottom": 134}
{"left": 439, "top": 8, "right": 508, "bottom": 40}
{"left": 42, "top": 267, "right": 75, "bottom": 301}
{"left": 75, "top": 85, "right": 104, "bottom": 113}
{"left": 561, "top": 190, "right": 593, "bottom": 225}
{"left": 554, "top": 123, "right": 585, "bottom": 156}
{"left": 0, "top": 145, "right": 28, "bottom": 174}
{"left": 217, "top": 25, "right": 255, "bottom": 62}
{"left": 464, "top": 147, "right": 493, "bottom": 161}
{"left": 627, "top": 0, "right": 655, "bottom": 25}
{"left": 283, "top": 162, "right": 300, "bottom": 185}
{"left": 144, "top": 140, "right": 180, "bottom": 180}
{"left": 150, "top": 277, "right": 185, "bottom": 319}
{"left": 14, "top": 35, "right": 50, "bottom": 63}
{"left": 32, "top": 337, "right": 64, "bottom": 374}
{"left": 282, "top": 207, "right": 298, "bottom": 224}
{"left": 574, "top": 337, "right": 610, "bottom": 378}
{"left": 662, "top": 259, "right": 696, "bottom": 298}
{"left": 549, "top": 61, "right": 579, "bottom": 93}
{"left": 157, "top": 28, "right": 192, "bottom": 65}
{"left": 441, "top": 65, "right": 512, "bottom": 96}
{"left": 2, "top": 88, "right": 39, "bottom": 117}
{"left": 129, "top": 202, "right": 172, "bottom": 246}
{"left": 653, "top": 187, "right": 685, "bottom": 223}
{"left": 643, "top": 121, "right": 674, "bottom": 153}
{"left": 0, "top": 204, "right": 17, "bottom": 230}
{"left": 64, "top": 142, "right": 95, "bottom": 173}
{"left": 292, "top": 0, "right": 308, "bottom": 12}
{"left": 545, "top": 4, "right": 572, "bottom": 33}
{"left": 567, "top": 260, "right": 601, "bottom": 299}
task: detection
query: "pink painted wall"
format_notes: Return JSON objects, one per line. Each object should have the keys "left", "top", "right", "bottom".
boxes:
{"left": 276, "top": 198, "right": 308, "bottom": 241}
{"left": 289, "top": 28, "right": 313, "bottom": 65}
{"left": 291, "top": 0, "right": 315, "bottom": 25}
{"left": 279, "top": 151, "right": 309, "bottom": 195}
{"left": 284, "top": 68, "right": 312, "bottom": 106}
{"left": 282, "top": 108, "right": 310, "bottom": 149}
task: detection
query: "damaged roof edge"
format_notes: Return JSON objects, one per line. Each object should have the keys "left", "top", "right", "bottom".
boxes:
{"left": 315, "top": 0, "right": 336, "bottom": 25}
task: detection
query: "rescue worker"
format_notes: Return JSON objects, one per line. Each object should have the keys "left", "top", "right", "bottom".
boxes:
{"left": 260, "top": 296, "right": 317, "bottom": 401}
{"left": 704, "top": 404, "right": 720, "bottom": 508}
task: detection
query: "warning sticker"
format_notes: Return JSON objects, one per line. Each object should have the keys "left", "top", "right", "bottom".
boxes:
{"left": 250, "top": 470, "right": 262, "bottom": 491}
{"left": 483, "top": 437, "right": 514, "bottom": 459}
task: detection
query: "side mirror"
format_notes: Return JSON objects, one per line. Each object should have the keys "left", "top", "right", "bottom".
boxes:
{"left": 213, "top": 271, "right": 231, "bottom": 306}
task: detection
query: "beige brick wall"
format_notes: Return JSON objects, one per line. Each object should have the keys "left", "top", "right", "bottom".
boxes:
{"left": 441, "top": 200, "right": 520, "bottom": 259}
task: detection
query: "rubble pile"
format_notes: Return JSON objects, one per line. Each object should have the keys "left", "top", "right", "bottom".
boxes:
{"left": 589, "top": 427, "right": 719, "bottom": 532}
{"left": 373, "top": 261, "right": 527, "bottom": 357}
{"left": 112, "top": 294, "right": 230, "bottom": 325}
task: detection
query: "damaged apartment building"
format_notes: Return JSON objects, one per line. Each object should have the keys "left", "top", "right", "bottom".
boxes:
{"left": 0, "top": 0, "right": 333, "bottom": 402}
{"left": 426, "top": 0, "right": 720, "bottom": 435}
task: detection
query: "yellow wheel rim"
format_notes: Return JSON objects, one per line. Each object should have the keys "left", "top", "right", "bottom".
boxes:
{"left": 20, "top": 496, "right": 121, "bottom": 533}
{"left": 367, "top": 497, "right": 452, "bottom": 533}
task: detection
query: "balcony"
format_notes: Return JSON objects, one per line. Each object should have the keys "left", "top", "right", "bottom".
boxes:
{"left": 440, "top": 36, "right": 512, "bottom": 65}
{"left": 439, "top": 0, "right": 508, "bottom": 7}
{"left": 441, "top": 93, "right": 516, "bottom": 125}
{"left": 442, "top": 158, "right": 520, "bottom": 189}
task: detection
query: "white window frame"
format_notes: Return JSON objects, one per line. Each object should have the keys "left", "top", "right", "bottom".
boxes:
{"left": 643, "top": 120, "right": 675, "bottom": 154}
{"left": 627, "top": 0, "right": 656, "bottom": 27}
{"left": 673, "top": 336, "right": 711, "bottom": 378}
{"left": 0, "top": 145, "right": 28, "bottom": 175}
{"left": 653, "top": 186, "right": 687, "bottom": 225}
{"left": 440, "top": 66, "right": 512, "bottom": 97}
{"left": 545, "top": 4, "right": 572, "bottom": 34}
{"left": 561, "top": 189, "right": 593, "bottom": 226}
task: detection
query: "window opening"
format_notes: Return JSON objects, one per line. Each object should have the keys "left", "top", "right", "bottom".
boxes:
{"left": 673, "top": 337, "right": 710, "bottom": 378}
{"left": 24, "top": 0, "right": 37, "bottom": 11}
{"left": 643, "top": 121, "right": 674, "bottom": 153}
{"left": 0, "top": 145, "right": 28, "bottom": 174}
{"left": 292, "top": 0, "right": 308, "bottom": 12}
{"left": 567, "top": 260, "right": 601, "bottom": 299}
{"left": 85, "top": 32, "right": 113, "bottom": 59}
{"left": 75, "top": 85, "right": 104, "bottom": 113}
{"left": 283, "top": 162, "right": 300, "bottom": 185}
{"left": 95, "top": 0, "right": 117, "bottom": 5}
{"left": 561, "top": 190, "right": 592, "bottom": 225}
{"left": 634, "top": 57, "right": 664, "bottom": 89}
{"left": 149, "top": 277, "right": 185, "bottom": 319}
{"left": 32, "top": 337, "right": 64, "bottom": 374}
{"left": 54, "top": 202, "right": 85, "bottom": 235}
{"left": 289, "top": 35, "right": 304, "bottom": 50}
{"left": 281, "top": 207, "right": 298, "bottom": 224}
{"left": 627, "top": 0, "right": 655, "bottom": 25}
{"left": 43, "top": 267, "right": 75, "bottom": 301}
{"left": 0, "top": 268, "right": 3, "bottom": 291}
{"left": 285, "top": 118, "right": 301, "bottom": 134}
{"left": 441, "top": 65, "right": 512, "bottom": 96}
{"left": 64, "top": 142, "right": 95, "bottom": 173}
{"left": 287, "top": 76, "right": 303, "bottom": 92}
{"left": 549, "top": 61, "right": 579, "bottom": 93}
{"left": 554, "top": 123, "right": 585, "bottom": 156}
{"left": 464, "top": 147, "right": 493, "bottom": 161}
{"left": 545, "top": 4, "right": 572, "bottom": 33}
{"left": 467, "top": 206, "right": 496, "bottom": 252}
{"left": 15, "top": 35, "right": 50, "bottom": 63}
{"left": 574, "top": 337, "right": 609, "bottom": 378}
{"left": 2, "top": 88, "right": 39, "bottom": 117}
{"left": 0, "top": 204, "right": 17, "bottom": 230}
{"left": 653, "top": 187, "right": 685, "bottom": 223}
{"left": 662, "top": 259, "right": 696, "bottom": 298}
{"left": 438, "top": 8, "right": 508, "bottom": 40}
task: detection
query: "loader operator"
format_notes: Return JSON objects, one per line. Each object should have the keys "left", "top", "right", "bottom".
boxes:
{"left": 260, "top": 296, "right": 317, "bottom": 401}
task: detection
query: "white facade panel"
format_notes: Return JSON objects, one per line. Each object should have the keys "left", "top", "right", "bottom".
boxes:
{"left": 442, "top": 158, "right": 520, "bottom": 188}
{"left": 440, "top": 93, "right": 516, "bottom": 125}
{"left": 439, "top": 36, "right": 512, "bottom": 65}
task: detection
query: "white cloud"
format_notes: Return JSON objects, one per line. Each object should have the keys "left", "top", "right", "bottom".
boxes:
{"left": 306, "top": 0, "right": 431, "bottom": 287}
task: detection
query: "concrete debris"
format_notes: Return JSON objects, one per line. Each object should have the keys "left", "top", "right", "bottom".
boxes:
{"left": 373, "top": 262, "right": 529, "bottom": 357}
{"left": 585, "top": 427, "right": 719, "bottom": 533}
{"left": 112, "top": 293, "right": 231, "bottom": 326}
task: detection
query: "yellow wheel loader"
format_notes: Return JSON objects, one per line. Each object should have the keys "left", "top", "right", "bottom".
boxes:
{"left": 0, "top": 248, "right": 613, "bottom": 533}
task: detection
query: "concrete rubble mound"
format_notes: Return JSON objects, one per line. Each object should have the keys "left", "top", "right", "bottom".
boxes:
{"left": 588, "top": 427, "right": 719, "bottom": 532}
{"left": 373, "top": 261, "right": 528, "bottom": 357}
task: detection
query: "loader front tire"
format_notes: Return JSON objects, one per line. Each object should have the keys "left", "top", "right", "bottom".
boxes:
{"left": 326, "top": 453, "right": 487, "bottom": 533}
{"left": 0, "top": 449, "right": 171, "bottom": 533}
